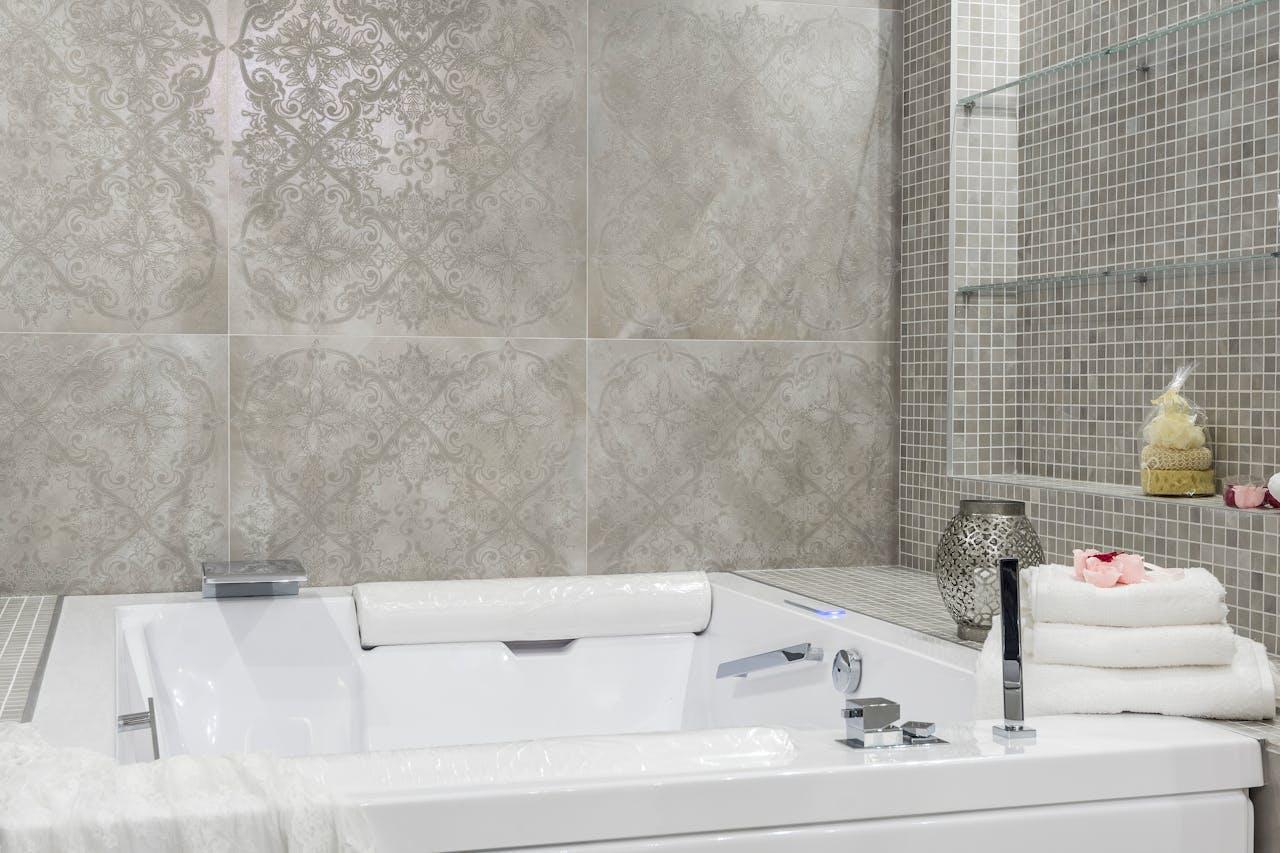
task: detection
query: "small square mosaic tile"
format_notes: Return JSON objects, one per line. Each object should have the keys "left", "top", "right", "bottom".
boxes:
{"left": 739, "top": 564, "right": 984, "bottom": 649}
{"left": 0, "top": 596, "right": 59, "bottom": 723}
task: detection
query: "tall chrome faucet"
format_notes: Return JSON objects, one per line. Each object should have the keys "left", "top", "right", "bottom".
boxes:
{"left": 992, "top": 556, "right": 1036, "bottom": 743}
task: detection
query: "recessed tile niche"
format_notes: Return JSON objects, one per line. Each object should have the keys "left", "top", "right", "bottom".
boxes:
{"left": 948, "top": 0, "right": 1280, "bottom": 500}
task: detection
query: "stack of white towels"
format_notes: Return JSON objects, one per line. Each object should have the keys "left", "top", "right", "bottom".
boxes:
{"left": 978, "top": 563, "right": 1279, "bottom": 720}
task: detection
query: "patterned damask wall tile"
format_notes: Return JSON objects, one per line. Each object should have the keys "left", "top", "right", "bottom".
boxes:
{"left": 588, "top": 340, "right": 899, "bottom": 573}
{"left": 231, "top": 335, "right": 585, "bottom": 585}
{"left": 0, "top": 0, "right": 227, "bottom": 332}
{"left": 0, "top": 335, "right": 229, "bottom": 595}
{"left": 229, "top": 0, "right": 587, "bottom": 338}
{"left": 588, "top": 0, "right": 902, "bottom": 341}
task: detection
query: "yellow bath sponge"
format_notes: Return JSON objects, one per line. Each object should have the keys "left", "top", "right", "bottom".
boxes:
{"left": 1141, "top": 467, "right": 1216, "bottom": 497}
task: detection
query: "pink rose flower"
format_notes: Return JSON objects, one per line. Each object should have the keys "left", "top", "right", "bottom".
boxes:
{"left": 1072, "top": 548, "right": 1147, "bottom": 588}
{"left": 1227, "top": 484, "right": 1266, "bottom": 509}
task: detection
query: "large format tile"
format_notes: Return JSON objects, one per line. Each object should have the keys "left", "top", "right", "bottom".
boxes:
{"left": 589, "top": 0, "right": 901, "bottom": 341}
{"left": 0, "top": 0, "right": 227, "bottom": 332}
{"left": 588, "top": 340, "right": 898, "bottom": 572}
{"left": 229, "top": 0, "right": 587, "bottom": 338}
{"left": 0, "top": 335, "right": 228, "bottom": 594}
{"left": 231, "top": 336, "right": 585, "bottom": 585}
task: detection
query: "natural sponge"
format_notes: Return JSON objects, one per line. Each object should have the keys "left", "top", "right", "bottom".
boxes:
{"left": 1140, "top": 445, "right": 1212, "bottom": 471}
{"left": 1141, "top": 468, "right": 1216, "bottom": 497}
{"left": 1140, "top": 364, "right": 1214, "bottom": 497}
{"left": 1142, "top": 387, "right": 1206, "bottom": 450}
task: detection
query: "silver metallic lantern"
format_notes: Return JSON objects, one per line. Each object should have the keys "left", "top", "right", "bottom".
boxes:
{"left": 935, "top": 500, "right": 1044, "bottom": 641}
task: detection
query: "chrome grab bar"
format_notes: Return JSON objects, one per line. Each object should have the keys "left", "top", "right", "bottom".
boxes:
{"left": 716, "top": 642, "right": 823, "bottom": 679}
{"left": 117, "top": 696, "right": 160, "bottom": 761}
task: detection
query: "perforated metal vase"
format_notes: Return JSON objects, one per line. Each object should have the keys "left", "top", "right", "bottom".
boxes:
{"left": 934, "top": 500, "right": 1045, "bottom": 641}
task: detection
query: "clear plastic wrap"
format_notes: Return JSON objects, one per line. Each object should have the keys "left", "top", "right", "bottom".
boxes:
{"left": 354, "top": 571, "right": 713, "bottom": 646}
{"left": 1140, "top": 364, "right": 1215, "bottom": 496}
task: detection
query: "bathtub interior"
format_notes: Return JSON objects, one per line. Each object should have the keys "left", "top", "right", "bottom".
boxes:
{"left": 115, "top": 578, "right": 976, "bottom": 762}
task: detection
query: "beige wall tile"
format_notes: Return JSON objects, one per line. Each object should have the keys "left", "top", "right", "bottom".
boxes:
{"left": 588, "top": 0, "right": 901, "bottom": 341}
{"left": 231, "top": 335, "right": 586, "bottom": 585}
{"left": 589, "top": 339, "right": 899, "bottom": 572}
{"left": 0, "top": 335, "right": 228, "bottom": 594}
{"left": 0, "top": 0, "right": 227, "bottom": 332}
{"left": 228, "top": 0, "right": 588, "bottom": 338}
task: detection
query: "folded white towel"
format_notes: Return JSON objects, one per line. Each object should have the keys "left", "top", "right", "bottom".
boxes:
{"left": 1027, "top": 622, "right": 1237, "bottom": 668}
{"left": 977, "top": 621, "right": 1277, "bottom": 721}
{"left": 1027, "top": 564, "right": 1228, "bottom": 627}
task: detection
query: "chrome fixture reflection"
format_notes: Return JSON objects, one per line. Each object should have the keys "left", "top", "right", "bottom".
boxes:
{"left": 202, "top": 559, "right": 307, "bottom": 599}
{"left": 839, "top": 696, "right": 945, "bottom": 750}
{"left": 832, "top": 649, "right": 943, "bottom": 750}
{"left": 715, "top": 643, "right": 823, "bottom": 679}
{"left": 116, "top": 697, "right": 159, "bottom": 761}
{"left": 831, "top": 648, "right": 863, "bottom": 694}
{"left": 993, "top": 556, "right": 1036, "bottom": 744}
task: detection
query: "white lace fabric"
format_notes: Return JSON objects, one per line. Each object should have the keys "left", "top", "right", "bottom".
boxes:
{"left": 0, "top": 724, "right": 372, "bottom": 853}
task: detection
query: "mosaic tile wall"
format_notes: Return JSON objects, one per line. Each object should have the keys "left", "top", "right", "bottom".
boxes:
{"left": 900, "top": 0, "right": 1280, "bottom": 655}
{"left": 1018, "top": 0, "right": 1279, "bottom": 277}
{"left": 951, "top": 0, "right": 1280, "bottom": 489}
{"left": 0, "top": 595, "right": 58, "bottom": 723}
{"left": 0, "top": 0, "right": 901, "bottom": 594}
{"left": 950, "top": 0, "right": 1022, "bottom": 477}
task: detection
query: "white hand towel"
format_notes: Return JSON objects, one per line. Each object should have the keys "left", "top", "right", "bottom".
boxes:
{"left": 977, "top": 621, "right": 1276, "bottom": 721}
{"left": 1027, "top": 564, "right": 1228, "bottom": 627}
{"left": 1027, "top": 622, "right": 1237, "bottom": 668}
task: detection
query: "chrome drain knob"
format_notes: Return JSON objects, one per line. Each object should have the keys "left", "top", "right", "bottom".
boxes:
{"left": 831, "top": 648, "right": 862, "bottom": 694}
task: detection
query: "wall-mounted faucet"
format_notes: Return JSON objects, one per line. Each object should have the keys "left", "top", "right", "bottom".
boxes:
{"left": 993, "top": 556, "right": 1036, "bottom": 743}
{"left": 201, "top": 559, "right": 306, "bottom": 599}
{"left": 715, "top": 642, "right": 823, "bottom": 679}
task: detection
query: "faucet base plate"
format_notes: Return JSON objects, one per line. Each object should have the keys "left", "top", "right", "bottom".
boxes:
{"left": 836, "top": 735, "right": 948, "bottom": 751}
{"left": 993, "top": 724, "right": 1037, "bottom": 743}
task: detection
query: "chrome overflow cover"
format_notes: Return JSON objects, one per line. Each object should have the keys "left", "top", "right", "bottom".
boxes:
{"left": 832, "top": 648, "right": 862, "bottom": 695}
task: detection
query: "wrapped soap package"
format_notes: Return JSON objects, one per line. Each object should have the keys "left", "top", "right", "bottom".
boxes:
{"left": 1140, "top": 364, "right": 1215, "bottom": 496}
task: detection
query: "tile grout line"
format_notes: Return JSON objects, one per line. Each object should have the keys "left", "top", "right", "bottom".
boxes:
{"left": 0, "top": 331, "right": 902, "bottom": 346}
{"left": 226, "top": 9, "right": 233, "bottom": 567}
{"left": 584, "top": 0, "right": 590, "bottom": 574}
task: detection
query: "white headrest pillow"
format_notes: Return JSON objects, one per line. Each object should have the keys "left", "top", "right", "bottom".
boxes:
{"left": 353, "top": 571, "right": 712, "bottom": 647}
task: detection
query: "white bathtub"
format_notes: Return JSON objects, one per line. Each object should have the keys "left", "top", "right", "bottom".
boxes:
{"left": 112, "top": 574, "right": 1262, "bottom": 852}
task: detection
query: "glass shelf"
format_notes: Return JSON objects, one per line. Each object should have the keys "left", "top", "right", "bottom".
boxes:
{"left": 955, "top": 251, "right": 1280, "bottom": 297}
{"left": 955, "top": 0, "right": 1269, "bottom": 110}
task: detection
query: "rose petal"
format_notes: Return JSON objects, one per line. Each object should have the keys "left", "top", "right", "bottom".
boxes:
{"left": 1072, "top": 548, "right": 1099, "bottom": 581}
{"left": 1115, "top": 553, "right": 1146, "bottom": 584}
{"left": 1082, "top": 565, "right": 1121, "bottom": 588}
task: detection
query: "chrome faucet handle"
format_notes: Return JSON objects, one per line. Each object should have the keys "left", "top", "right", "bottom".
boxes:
{"left": 902, "top": 720, "right": 936, "bottom": 739}
{"left": 843, "top": 696, "right": 902, "bottom": 747}
{"left": 838, "top": 695, "right": 945, "bottom": 750}
{"left": 846, "top": 696, "right": 899, "bottom": 729}
{"left": 993, "top": 556, "right": 1036, "bottom": 743}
